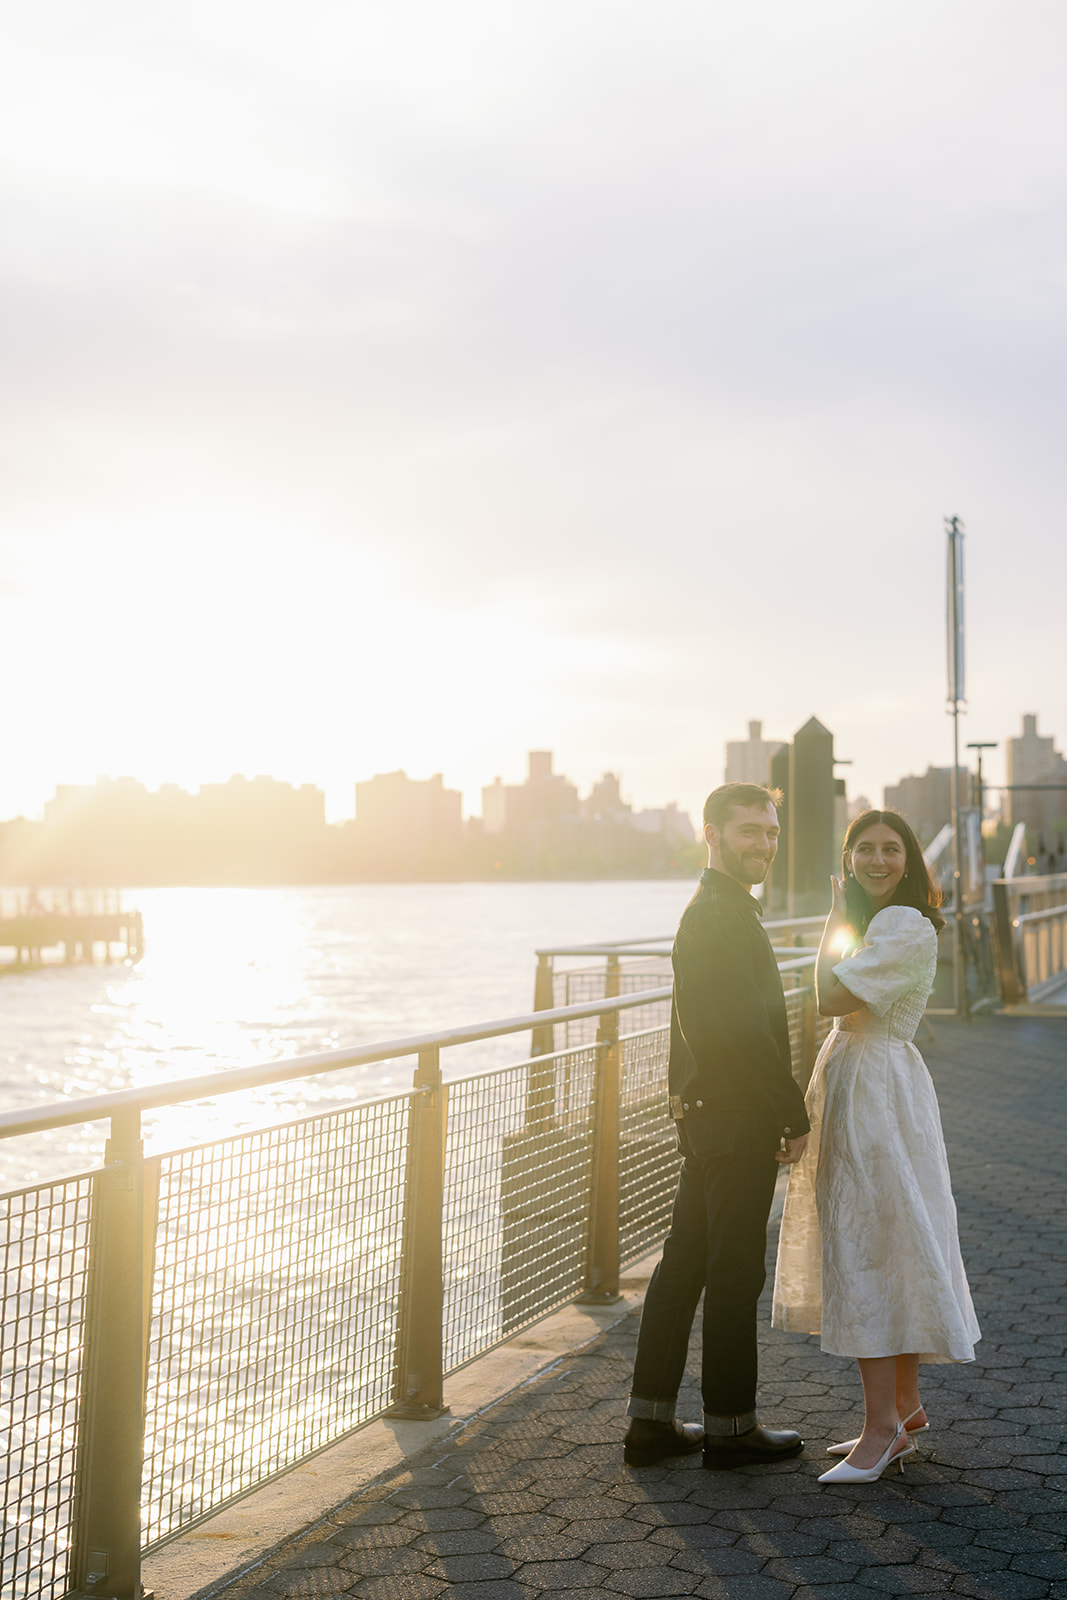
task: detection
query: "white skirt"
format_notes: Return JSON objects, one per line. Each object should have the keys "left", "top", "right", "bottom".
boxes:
{"left": 772, "top": 1017, "right": 980, "bottom": 1362}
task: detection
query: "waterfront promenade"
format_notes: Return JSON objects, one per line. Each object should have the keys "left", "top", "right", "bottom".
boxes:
{"left": 163, "top": 1012, "right": 1067, "bottom": 1600}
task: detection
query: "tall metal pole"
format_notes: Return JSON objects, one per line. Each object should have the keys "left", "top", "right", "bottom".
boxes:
{"left": 946, "top": 516, "right": 966, "bottom": 1016}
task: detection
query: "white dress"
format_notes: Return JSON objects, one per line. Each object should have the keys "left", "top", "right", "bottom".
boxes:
{"left": 772, "top": 905, "right": 980, "bottom": 1362}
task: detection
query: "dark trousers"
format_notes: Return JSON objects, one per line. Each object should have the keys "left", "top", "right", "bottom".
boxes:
{"left": 630, "top": 1111, "right": 780, "bottom": 1424}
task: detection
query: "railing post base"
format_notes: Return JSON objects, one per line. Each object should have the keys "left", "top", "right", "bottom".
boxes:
{"left": 385, "top": 1400, "right": 452, "bottom": 1421}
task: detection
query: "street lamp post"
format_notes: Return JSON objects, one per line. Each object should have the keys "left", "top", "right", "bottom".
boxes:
{"left": 966, "top": 742, "right": 997, "bottom": 818}
{"left": 946, "top": 516, "right": 966, "bottom": 1016}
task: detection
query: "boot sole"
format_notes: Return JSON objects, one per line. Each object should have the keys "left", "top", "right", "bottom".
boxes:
{"left": 702, "top": 1441, "right": 804, "bottom": 1470}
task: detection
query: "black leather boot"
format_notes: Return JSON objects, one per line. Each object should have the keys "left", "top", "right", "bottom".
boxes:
{"left": 702, "top": 1424, "right": 804, "bottom": 1469}
{"left": 623, "top": 1417, "right": 704, "bottom": 1466}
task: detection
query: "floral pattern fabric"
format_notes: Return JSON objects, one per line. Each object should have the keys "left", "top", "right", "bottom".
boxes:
{"left": 772, "top": 905, "right": 980, "bottom": 1362}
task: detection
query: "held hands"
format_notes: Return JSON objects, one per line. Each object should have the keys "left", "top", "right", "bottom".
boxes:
{"left": 775, "top": 1135, "right": 808, "bottom": 1164}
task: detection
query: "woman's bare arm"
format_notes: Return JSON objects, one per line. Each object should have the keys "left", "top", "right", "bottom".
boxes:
{"left": 815, "top": 876, "right": 868, "bottom": 1017}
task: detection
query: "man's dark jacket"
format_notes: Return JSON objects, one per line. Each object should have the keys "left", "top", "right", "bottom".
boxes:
{"left": 668, "top": 867, "right": 810, "bottom": 1139}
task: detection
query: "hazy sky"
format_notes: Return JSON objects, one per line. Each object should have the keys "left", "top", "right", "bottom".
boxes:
{"left": 2, "top": 1, "right": 1064, "bottom": 827}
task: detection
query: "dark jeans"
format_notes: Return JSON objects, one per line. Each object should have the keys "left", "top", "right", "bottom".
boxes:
{"left": 629, "top": 1111, "right": 780, "bottom": 1425}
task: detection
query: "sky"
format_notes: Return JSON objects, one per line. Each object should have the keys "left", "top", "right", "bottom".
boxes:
{"left": 2, "top": 0, "right": 1065, "bottom": 828}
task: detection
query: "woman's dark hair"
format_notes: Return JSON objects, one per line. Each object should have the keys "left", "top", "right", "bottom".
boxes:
{"left": 842, "top": 809, "right": 946, "bottom": 936}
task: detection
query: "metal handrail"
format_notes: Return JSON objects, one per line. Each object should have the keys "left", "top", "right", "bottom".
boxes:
{"left": 0, "top": 987, "right": 675, "bottom": 1143}
{"left": 1013, "top": 903, "right": 1067, "bottom": 927}
{"left": 991, "top": 873, "right": 1067, "bottom": 1004}
{"left": 535, "top": 914, "right": 826, "bottom": 959}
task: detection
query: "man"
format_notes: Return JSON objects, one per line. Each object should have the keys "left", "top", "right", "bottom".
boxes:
{"left": 623, "top": 782, "right": 810, "bottom": 1469}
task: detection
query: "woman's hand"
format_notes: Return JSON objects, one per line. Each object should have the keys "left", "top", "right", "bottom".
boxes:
{"left": 828, "top": 874, "right": 849, "bottom": 921}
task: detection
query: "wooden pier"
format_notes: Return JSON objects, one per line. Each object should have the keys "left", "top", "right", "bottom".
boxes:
{"left": 0, "top": 889, "right": 144, "bottom": 969}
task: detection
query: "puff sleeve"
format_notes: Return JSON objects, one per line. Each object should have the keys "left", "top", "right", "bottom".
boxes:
{"left": 832, "top": 905, "right": 938, "bottom": 1018}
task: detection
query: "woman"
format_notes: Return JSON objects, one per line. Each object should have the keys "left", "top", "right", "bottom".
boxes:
{"left": 772, "top": 809, "right": 980, "bottom": 1484}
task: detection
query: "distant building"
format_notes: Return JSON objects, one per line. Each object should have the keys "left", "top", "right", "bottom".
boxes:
{"left": 883, "top": 767, "right": 965, "bottom": 846}
{"left": 355, "top": 771, "right": 462, "bottom": 876}
{"left": 481, "top": 777, "right": 507, "bottom": 835}
{"left": 1004, "top": 713, "right": 1067, "bottom": 839}
{"left": 724, "top": 720, "right": 786, "bottom": 787}
{"left": 504, "top": 751, "right": 579, "bottom": 831}
{"left": 582, "top": 773, "right": 630, "bottom": 823}
{"left": 38, "top": 773, "right": 328, "bottom": 883}
{"left": 630, "top": 803, "right": 696, "bottom": 842}
{"left": 473, "top": 753, "right": 694, "bottom": 877}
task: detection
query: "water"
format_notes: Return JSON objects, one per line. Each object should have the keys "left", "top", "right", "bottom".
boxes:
{"left": 0, "top": 881, "right": 691, "bottom": 1191}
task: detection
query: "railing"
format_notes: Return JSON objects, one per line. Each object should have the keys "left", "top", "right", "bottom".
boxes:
{"left": 1, "top": 966, "right": 826, "bottom": 1600}
{"left": 531, "top": 916, "right": 827, "bottom": 1051}
{"left": 991, "top": 871, "right": 1067, "bottom": 1004}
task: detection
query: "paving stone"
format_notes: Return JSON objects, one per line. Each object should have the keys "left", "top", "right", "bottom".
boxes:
{"left": 261, "top": 1571, "right": 358, "bottom": 1597}
{"left": 349, "top": 1578, "right": 447, "bottom": 1600}
{"left": 909, "top": 1524, "right": 976, "bottom": 1551}
{"left": 337, "top": 1550, "right": 428, "bottom": 1578}
{"left": 556, "top": 1515, "right": 649, "bottom": 1542}
{"left": 471, "top": 1493, "right": 552, "bottom": 1515}
{"left": 481, "top": 1513, "right": 569, "bottom": 1539}
{"left": 710, "top": 1510, "right": 798, "bottom": 1533}
{"left": 331, "top": 1527, "right": 416, "bottom": 1551}
{"left": 391, "top": 1485, "right": 476, "bottom": 1509}
{"left": 436, "top": 1586, "right": 529, "bottom": 1600}
{"left": 625, "top": 1501, "right": 722, "bottom": 1527}
{"left": 604, "top": 1570, "right": 702, "bottom": 1597}
{"left": 493, "top": 1537, "right": 588, "bottom": 1563}
{"left": 395, "top": 1508, "right": 488, "bottom": 1531}
{"left": 663, "top": 1545, "right": 764, "bottom": 1575}
{"left": 408, "top": 1529, "right": 501, "bottom": 1555}
{"left": 763, "top": 1554, "right": 861, "bottom": 1584}
{"left": 260, "top": 1544, "right": 344, "bottom": 1571}
{"left": 338, "top": 1504, "right": 408, "bottom": 1528}
{"left": 946, "top": 1575, "right": 1050, "bottom": 1599}
{"left": 1007, "top": 1551, "right": 1067, "bottom": 1580}
{"left": 513, "top": 1559, "right": 606, "bottom": 1587}
{"left": 853, "top": 1570, "right": 950, "bottom": 1595}
{"left": 419, "top": 1553, "right": 518, "bottom": 1582}
{"left": 693, "top": 1576, "right": 799, "bottom": 1600}
{"left": 971, "top": 1529, "right": 1060, "bottom": 1555}
{"left": 579, "top": 1542, "right": 672, "bottom": 1570}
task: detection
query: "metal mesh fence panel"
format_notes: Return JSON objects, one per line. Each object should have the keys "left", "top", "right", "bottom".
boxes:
{"left": 550, "top": 960, "right": 672, "bottom": 1048}
{"left": 1, "top": 1173, "right": 94, "bottom": 1600}
{"left": 143, "top": 1095, "right": 410, "bottom": 1546}
{"left": 443, "top": 1048, "right": 598, "bottom": 1370}
{"left": 618, "top": 1029, "right": 678, "bottom": 1264}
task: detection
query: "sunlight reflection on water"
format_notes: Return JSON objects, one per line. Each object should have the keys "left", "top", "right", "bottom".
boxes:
{"left": 1, "top": 880, "right": 690, "bottom": 1189}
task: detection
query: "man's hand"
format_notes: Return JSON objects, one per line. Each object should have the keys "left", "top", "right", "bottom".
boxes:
{"left": 775, "top": 1135, "right": 808, "bottom": 1165}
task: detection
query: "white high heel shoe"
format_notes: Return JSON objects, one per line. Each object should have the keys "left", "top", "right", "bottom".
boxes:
{"left": 818, "top": 1422, "right": 915, "bottom": 1484}
{"left": 826, "top": 1405, "right": 929, "bottom": 1457}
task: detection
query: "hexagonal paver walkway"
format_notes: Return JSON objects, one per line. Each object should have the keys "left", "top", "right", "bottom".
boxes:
{"left": 204, "top": 1015, "right": 1067, "bottom": 1600}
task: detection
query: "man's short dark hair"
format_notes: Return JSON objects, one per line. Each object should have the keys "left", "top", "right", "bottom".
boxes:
{"left": 703, "top": 782, "right": 784, "bottom": 830}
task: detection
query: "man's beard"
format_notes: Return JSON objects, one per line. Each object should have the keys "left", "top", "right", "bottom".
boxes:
{"left": 721, "top": 838, "right": 771, "bottom": 885}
